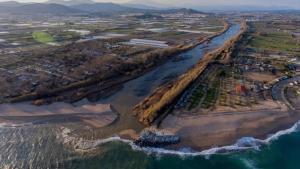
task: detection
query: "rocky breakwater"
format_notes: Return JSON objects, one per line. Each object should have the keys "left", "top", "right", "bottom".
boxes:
{"left": 60, "top": 127, "right": 179, "bottom": 152}
{"left": 133, "top": 20, "right": 248, "bottom": 126}
{"left": 134, "top": 128, "right": 180, "bottom": 147}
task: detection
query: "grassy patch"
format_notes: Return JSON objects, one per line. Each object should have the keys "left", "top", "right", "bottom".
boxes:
{"left": 249, "top": 32, "right": 298, "bottom": 52}
{"left": 32, "top": 31, "right": 54, "bottom": 43}
{"left": 202, "top": 80, "right": 219, "bottom": 109}
{"left": 188, "top": 85, "right": 205, "bottom": 110}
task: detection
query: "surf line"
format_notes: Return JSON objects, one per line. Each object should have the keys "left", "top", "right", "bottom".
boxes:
{"left": 62, "top": 120, "right": 300, "bottom": 157}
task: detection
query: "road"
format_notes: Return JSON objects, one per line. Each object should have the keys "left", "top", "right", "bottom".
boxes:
{"left": 271, "top": 76, "right": 300, "bottom": 110}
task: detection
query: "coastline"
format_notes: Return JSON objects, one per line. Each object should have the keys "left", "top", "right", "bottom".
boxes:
{"left": 160, "top": 106, "right": 298, "bottom": 150}
{"left": 3, "top": 20, "right": 296, "bottom": 157}
{"left": 0, "top": 102, "right": 118, "bottom": 128}
{"left": 0, "top": 20, "right": 233, "bottom": 148}
{"left": 58, "top": 113, "right": 300, "bottom": 156}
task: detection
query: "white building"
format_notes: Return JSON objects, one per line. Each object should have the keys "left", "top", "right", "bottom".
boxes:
{"left": 122, "top": 39, "right": 169, "bottom": 48}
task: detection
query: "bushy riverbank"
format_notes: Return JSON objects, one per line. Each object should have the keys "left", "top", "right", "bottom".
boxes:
{"left": 133, "top": 21, "right": 247, "bottom": 126}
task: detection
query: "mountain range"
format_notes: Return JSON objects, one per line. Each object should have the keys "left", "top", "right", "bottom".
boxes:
{"left": 46, "top": 0, "right": 95, "bottom": 6}
{"left": 0, "top": 2, "right": 82, "bottom": 14}
{"left": 0, "top": 0, "right": 204, "bottom": 15}
{"left": 1, "top": 0, "right": 294, "bottom": 15}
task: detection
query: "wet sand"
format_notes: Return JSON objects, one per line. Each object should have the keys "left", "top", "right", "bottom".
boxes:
{"left": 160, "top": 101, "right": 299, "bottom": 150}
{"left": 0, "top": 102, "right": 118, "bottom": 128}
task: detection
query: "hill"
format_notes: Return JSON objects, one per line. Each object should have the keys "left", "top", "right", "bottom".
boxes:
{"left": 0, "top": 3, "right": 83, "bottom": 14}
{"left": 71, "top": 2, "right": 143, "bottom": 13}
{"left": 122, "top": 3, "right": 162, "bottom": 10}
{"left": 0, "top": 1, "right": 23, "bottom": 7}
{"left": 46, "top": 0, "right": 95, "bottom": 6}
{"left": 0, "top": 1, "right": 205, "bottom": 15}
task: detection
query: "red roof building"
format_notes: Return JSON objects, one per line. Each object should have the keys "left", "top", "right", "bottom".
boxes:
{"left": 235, "top": 84, "right": 248, "bottom": 96}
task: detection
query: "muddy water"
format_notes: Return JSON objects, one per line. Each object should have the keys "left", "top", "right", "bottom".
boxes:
{"left": 97, "top": 24, "right": 241, "bottom": 134}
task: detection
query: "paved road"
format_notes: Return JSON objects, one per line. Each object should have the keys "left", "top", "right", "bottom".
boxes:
{"left": 271, "top": 76, "right": 300, "bottom": 110}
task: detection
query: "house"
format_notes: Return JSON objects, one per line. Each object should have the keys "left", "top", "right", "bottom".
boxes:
{"left": 235, "top": 84, "right": 248, "bottom": 96}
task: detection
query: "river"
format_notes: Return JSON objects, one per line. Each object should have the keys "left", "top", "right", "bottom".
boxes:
{"left": 5, "top": 23, "right": 294, "bottom": 169}
{"left": 96, "top": 24, "right": 241, "bottom": 135}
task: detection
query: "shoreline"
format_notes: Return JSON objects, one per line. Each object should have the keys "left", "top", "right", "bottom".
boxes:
{"left": 161, "top": 107, "right": 297, "bottom": 150}
{"left": 0, "top": 102, "right": 118, "bottom": 128}
{"left": 2, "top": 20, "right": 296, "bottom": 156}
{"left": 58, "top": 113, "right": 300, "bottom": 155}
{"left": 0, "top": 20, "right": 231, "bottom": 140}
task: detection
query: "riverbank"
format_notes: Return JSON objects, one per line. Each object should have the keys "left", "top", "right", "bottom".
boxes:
{"left": 133, "top": 21, "right": 246, "bottom": 126}
{"left": 46, "top": 20, "right": 300, "bottom": 154}
{"left": 7, "top": 22, "right": 229, "bottom": 105}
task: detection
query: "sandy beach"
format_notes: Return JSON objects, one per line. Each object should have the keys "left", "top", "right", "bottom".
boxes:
{"left": 160, "top": 100, "right": 299, "bottom": 150}
{"left": 0, "top": 102, "right": 118, "bottom": 128}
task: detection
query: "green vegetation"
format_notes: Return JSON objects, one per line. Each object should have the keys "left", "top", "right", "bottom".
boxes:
{"left": 32, "top": 31, "right": 54, "bottom": 43}
{"left": 188, "top": 69, "right": 224, "bottom": 110}
{"left": 188, "top": 85, "right": 205, "bottom": 110}
{"left": 249, "top": 26, "right": 299, "bottom": 53}
{"left": 202, "top": 80, "right": 219, "bottom": 109}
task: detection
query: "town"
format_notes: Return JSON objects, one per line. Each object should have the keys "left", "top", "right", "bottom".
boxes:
{"left": 0, "top": 0, "right": 300, "bottom": 169}
{"left": 0, "top": 9, "right": 224, "bottom": 104}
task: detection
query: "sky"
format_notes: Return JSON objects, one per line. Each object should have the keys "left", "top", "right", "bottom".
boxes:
{"left": 0, "top": 0, "right": 299, "bottom": 9}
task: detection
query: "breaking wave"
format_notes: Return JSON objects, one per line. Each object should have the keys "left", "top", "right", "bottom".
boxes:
{"left": 61, "top": 120, "right": 300, "bottom": 157}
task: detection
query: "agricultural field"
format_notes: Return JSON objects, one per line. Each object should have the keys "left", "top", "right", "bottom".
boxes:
{"left": 172, "top": 19, "right": 300, "bottom": 115}
{"left": 0, "top": 11, "right": 225, "bottom": 103}
{"left": 32, "top": 31, "right": 54, "bottom": 43}
{"left": 174, "top": 65, "right": 223, "bottom": 113}
{"left": 174, "top": 64, "right": 263, "bottom": 114}
{"left": 248, "top": 21, "right": 300, "bottom": 55}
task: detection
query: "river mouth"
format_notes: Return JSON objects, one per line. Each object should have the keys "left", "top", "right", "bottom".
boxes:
{"left": 0, "top": 24, "right": 242, "bottom": 168}
{"left": 89, "top": 24, "right": 241, "bottom": 138}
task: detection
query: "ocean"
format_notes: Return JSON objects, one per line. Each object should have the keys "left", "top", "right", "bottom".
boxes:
{"left": 64, "top": 121, "right": 300, "bottom": 169}
{"left": 65, "top": 130, "right": 300, "bottom": 169}
{"left": 1, "top": 23, "right": 297, "bottom": 169}
{"left": 1, "top": 121, "right": 299, "bottom": 169}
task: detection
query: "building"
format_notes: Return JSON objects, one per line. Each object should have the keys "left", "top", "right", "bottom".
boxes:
{"left": 235, "top": 84, "right": 248, "bottom": 96}
{"left": 122, "top": 39, "right": 169, "bottom": 48}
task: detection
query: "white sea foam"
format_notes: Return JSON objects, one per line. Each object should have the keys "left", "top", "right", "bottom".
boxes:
{"left": 240, "top": 158, "right": 259, "bottom": 169}
{"left": 60, "top": 120, "right": 300, "bottom": 156}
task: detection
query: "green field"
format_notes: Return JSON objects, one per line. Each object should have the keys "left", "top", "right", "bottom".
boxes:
{"left": 32, "top": 31, "right": 54, "bottom": 43}
{"left": 188, "top": 85, "right": 205, "bottom": 110}
{"left": 249, "top": 32, "right": 299, "bottom": 52}
{"left": 202, "top": 80, "right": 219, "bottom": 109}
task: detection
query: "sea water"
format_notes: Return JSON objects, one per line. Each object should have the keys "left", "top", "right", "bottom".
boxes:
{"left": 1, "top": 23, "right": 298, "bottom": 168}
{"left": 64, "top": 120, "right": 300, "bottom": 169}
{"left": 0, "top": 121, "right": 299, "bottom": 169}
